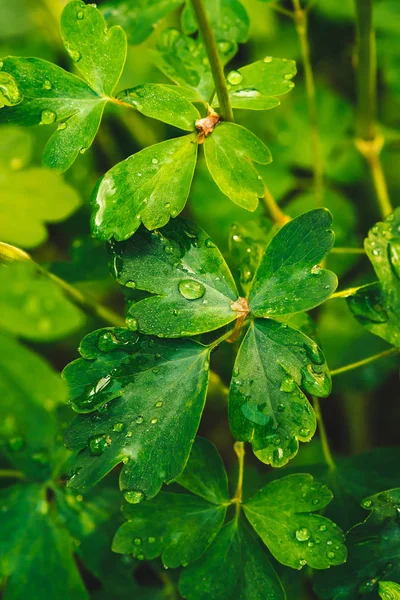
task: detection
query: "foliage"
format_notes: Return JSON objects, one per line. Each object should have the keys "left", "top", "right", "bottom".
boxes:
{"left": 0, "top": 0, "right": 399, "bottom": 599}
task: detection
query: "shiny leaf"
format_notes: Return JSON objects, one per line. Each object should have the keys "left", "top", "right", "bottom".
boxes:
{"left": 63, "top": 327, "right": 210, "bottom": 501}
{"left": 229, "top": 319, "right": 330, "bottom": 467}
{"left": 244, "top": 473, "right": 347, "bottom": 570}
{"left": 204, "top": 122, "right": 272, "bottom": 211}
{"left": 91, "top": 135, "right": 198, "bottom": 241}
{"left": 108, "top": 218, "right": 239, "bottom": 337}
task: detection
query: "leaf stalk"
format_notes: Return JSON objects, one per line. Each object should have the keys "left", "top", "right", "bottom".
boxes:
{"left": 330, "top": 347, "right": 399, "bottom": 376}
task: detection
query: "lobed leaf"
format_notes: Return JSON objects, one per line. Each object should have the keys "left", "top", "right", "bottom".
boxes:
{"left": 63, "top": 327, "right": 210, "bottom": 502}
{"left": 204, "top": 122, "right": 272, "bottom": 211}
{"left": 107, "top": 218, "right": 239, "bottom": 337}
{"left": 116, "top": 83, "right": 200, "bottom": 130}
{"left": 229, "top": 319, "right": 330, "bottom": 467}
{"left": 92, "top": 135, "right": 198, "bottom": 241}
{"left": 248, "top": 208, "right": 337, "bottom": 316}
{"left": 243, "top": 473, "right": 347, "bottom": 570}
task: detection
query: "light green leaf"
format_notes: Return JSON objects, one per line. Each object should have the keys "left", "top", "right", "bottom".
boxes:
{"left": 0, "top": 333, "right": 67, "bottom": 475}
{"left": 176, "top": 437, "right": 229, "bottom": 504}
{"left": 229, "top": 319, "right": 330, "bottom": 467}
{"left": 347, "top": 209, "right": 400, "bottom": 348}
{"left": 0, "top": 125, "right": 32, "bottom": 171}
{"left": 379, "top": 581, "right": 400, "bottom": 600}
{"left": 181, "top": 0, "right": 249, "bottom": 43}
{"left": 151, "top": 29, "right": 237, "bottom": 101}
{"left": 63, "top": 327, "right": 210, "bottom": 501}
{"left": 314, "top": 488, "right": 400, "bottom": 599}
{"left": 107, "top": 218, "right": 239, "bottom": 337}
{"left": 116, "top": 83, "right": 200, "bottom": 130}
{"left": 91, "top": 135, "right": 198, "bottom": 241}
{"left": 0, "top": 262, "right": 84, "bottom": 341}
{"left": 61, "top": 0, "right": 126, "bottom": 97}
{"left": 204, "top": 122, "right": 272, "bottom": 210}
{"left": 0, "top": 483, "right": 88, "bottom": 600}
{"left": 248, "top": 208, "right": 337, "bottom": 316}
{"left": 0, "top": 2, "right": 127, "bottom": 172}
{"left": 101, "top": 0, "right": 182, "bottom": 45}
{"left": 0, "top": 161, "right": 81, "bottom": 249}
{"left": 179, "top": 520, "right": 285, "bottom": 600}
{"left": 244, "top": 473, "right": 347, "bottom": 570}
{"left": 222, "top": 57, "right": 296, "bottom": 110}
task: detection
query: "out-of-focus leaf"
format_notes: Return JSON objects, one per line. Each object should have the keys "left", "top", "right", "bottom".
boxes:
{"left": 181, "top": 0, "right": 249, "bottom": 43}
{"left": 379, "top": 581, "right": 400, "bottom": 599}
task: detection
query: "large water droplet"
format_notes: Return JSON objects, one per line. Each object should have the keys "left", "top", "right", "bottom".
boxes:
{"left": 124, "top": 489, "right": 145, "bottom": 504}
{"left": 280, "top": 376, "right": 296, "bottom": 393}
{"left": 88, "top": 434, "right": 111, "bottom": 456}
{"left": 295, "top": 527, "right": 310, "bottom": 542}
{"left": 66, "top": 44, "right": 82, "bottom": 62}
{"left": 40, "top": 109, "right": 56, "bottom": 125}
{"left": 0, "top": 73, "right": 22, "bottom": 106}
{"left": 303, "top": 341, "right": 325, "bottom": 365}
{"left": 227, "top": 70, "right": 243, "bottom": 85}
{"left": 300, "top": 364, "right": 330, "bottom": 396}
{"left": 178, "top": 279, "right": 205, "bottom": 300}
{"left": 232, "top": 88, "right": 261, "bottom": 98}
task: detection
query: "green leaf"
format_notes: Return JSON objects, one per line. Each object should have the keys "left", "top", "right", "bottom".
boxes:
{"left": 63, "top": 327, "right": 210, "bottom": 501}
{"left": 91, "top": 135, "right": 198, "bottom": 241}
{"left": 151, "top": 29, "right": 237, "bottom": 101}
{"left": 229, "top": 319, "right": 330, "bottom": 467}
{"left": 101, "top": 0, "right": 182, "bottom": 45}
{"left": 181, "top": 0, "right": 249, "bottom": 43}
{"left": 0, "top": 72, "right": 22, "bottom": 107}
{"left": 0, "top": 163, "right": 81, "bottom": 249}
{"left": 204, "top": 122, "right": 272, "bottom": 210}
{"left": 0, "top": 333, "right": 66, "bottom": 476}
{"left": 243, "top": 473, "right": 347, "bottom": 570}
{"left": 0, "top": 261, "right": 84, "bottom": 341}
{"left": 248, "top": 208, "right": 337, "bottom": 316}
{"left": 0, "top": 2, "right": 127, "bottom": 172}
{"left": 314, "top": 488, "right": 400, "bottom": 599}
{"left": 347, "top": 209, "right": 400, "bottom": 347}
{"left": 176, "top": 437, "right": 229, "bottom": 504}
{"left": 222, "top": 57, "right": 296, "bottom": 110}
{"left": 61, "top": 0, "right": 126, "bottom": 97}
{"left": 0, "top": 483, "right": 88, "bottom": 600}
{"left": 0, "top": 125, "right": 32, "bottom": 170}
{"left": 108, "top": 218, "right": 239, "bottom": 337}
{"left": 116, "top": 84, "right": 200, "bottom": 130}
{"left": 379, "top": 581, "right": 400, "bottom": 600}
{"left": 179, "top": 520, "right": 285, "bottom": 600}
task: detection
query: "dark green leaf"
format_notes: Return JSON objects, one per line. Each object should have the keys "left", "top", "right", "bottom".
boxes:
{"left": 229, "top": 319, "right": 330, "bottom": 467}
{"left": 223, "top": 57, "right": 296, "bottom": 110}
{"left": 181, "top": 0, "right": 249, "bottom": 44}
{"left": 108, "top": 218, "right": 239, "bottom": 337}
{"left": 204, "top": 122, "right": 272, "bottom": 210}
{"left": 0, "top": 483, "right": 88, "bottom": 600}
{"left": 0, "top": 262, "right": 84, "bottom": 341}
{"left": 63, "top": 327, "right": 210, "bottom": 501}
{"left": 244, "top": 473, "right": 347, "bottom": 570}
{"left": 179, "top": 520, "right": 285, "bottom": 600}
{"left": 347, "top": 209, "right": 400, "bottom": 347}
{"left": 248, "top": 208, "right": 337, "bottom": 316}
{"left": 314, "top": 488, "right": 400, "bottom": 599}
{"left": 151, "top": 29, "right": 237, "bottom": 101}
{"left": 91, "top": 135, "right": 198, "bottom": 241}
{"left": 116, "top": 84, "right": 200, "bottom": 130}
{"left": 102, "top": 0, "right": 182, "bottom": 45}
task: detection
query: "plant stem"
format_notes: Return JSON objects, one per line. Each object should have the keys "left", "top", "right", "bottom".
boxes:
{"left": 268, "top": 2, "right": 294, "bottom": 18}
{"left": 330, "top": 347, "right": 399, "bottom": 376}
{"left": 233, "top": 441, "right": 245, "bottom": 519}
{"left": 328, "top": 285, "right": 364, "bottom": 299}
{"left": 0, "top": 469, "right": 24, "bottom": 479}
{"left": 330, "top": 247, "right": 365, "bottom": 255}
{"left": 0, "top": 242, "right": 125, "bottom": 328}
{"left": 312, "top": 397, "right": 336, "bottom": 471}
{"left": 190, "top": 0, "right": 234, "bottom": 122}
{"left": 292, "top": 0, "right": 324, "bottom": 205}
{"left": 262, "top": 184, "right": 291, "bottom": 225}
{"left": 354, "top": 0, "right": 393, "bottom": 218}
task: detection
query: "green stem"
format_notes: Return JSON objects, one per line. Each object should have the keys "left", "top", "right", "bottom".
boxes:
{"left": 189, "top": 0, "right": 234, "bottom": 122}
{"left": 330, "top": 247, "right": 365, "bottom": 255}
{"left": 233, "top": 441, "right": 245, "bottom": 520}
{"left": 268, "top": 2, "right": 294, "bottom": 18}
{"left": 354, "top": 0, "right": 393, "bottom": 217}
{"left": 330, "top": 347, "right": 399, "bottom": 376}
{"left": 328, "top": 285, "right": 364, "bottom": 299}
{"left": 262, "top": 184, "right": 291, "bottom": 225}
{"left": 292, "top": 0, "right": 324, "bottom": 205}
{"left": 209, "top": 327, "right": 236, "bottom": 350}
{"left": 312, "top": 397, "right": 336, "bottom": 471}
{"left": 0, "top": 469, "right": 24, "bottom": 479}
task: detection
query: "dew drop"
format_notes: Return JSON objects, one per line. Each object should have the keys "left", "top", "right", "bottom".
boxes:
{"left": 295, "top": 527, "right": 310, "bottom": 542}
{"left": 264, "top": 56, "right": 273, "bottom": 63}
{"left": 319, "top": 524, "right": 327, "bottom": 532}
{"left": 65, "top": 44, "right": 82, "bottom": 62}
{"left": 40, "top": 109, "right": 56, "bottom": 125}
{"left": 280, "top": 376, "right": 296, "bottom": 393}
{"left": 205, "top": 238, "right": 216, "bottom": 248}
{"left": 155, "top": 401, "right": 163, "bottom": 408}
{"left": 148, "top": 537, "right": 155, "bottom": 543}
{"left": 42, "top": 79, "right": 52, "bottom": 90}
{"left": 299, "top": 559, "right": 307, "bottom": 566}
{"left": 58, "top": 122, "right": 67, "bottom": 130}
{"left": 327, "top": 551, "right": 336, "bottom": 559}
{"left": 76, "top": 9, "right": 84, "bottom": 19}
{"left": 133, "top": 538, "right": 142, "bottom": 546}
{"left": 178, "top": 279, "right": 205, "bottom": 300}
{"left": 232, "top": 88, "right": 261, "bottom": 98}
{"left": 151, "top": 418, "right": 158, "bottom": 424}
{"left": 88, "top": 434, "right": 111, "bottom": 456}
{"left": 227, "top": 70, "right": 243, "bottom": 85}
{"left": 299, "top": 427, "right": 310, "bottom": 437}
{"left": 152, "top": 157, "right": 159, "bottom": 164}
{"left": 124, "top": 489, "right": 145, "bottom": 504}
{"left": 311, "top": 264, "right": 321, "bottom": 275}
{"left": 0, "top": 72, "right": 22, "bottom": 105}
{"left": 362, "top": 498, "right": 372, "bottom": 509}
{"left": 135, "top": 416, "right": 144, "bottom": 424}
{"left": 126, "top": 316, "right": 138, "bottom": 331}
{"left": 112, "top": 422, "right": 125, "bottom": 432}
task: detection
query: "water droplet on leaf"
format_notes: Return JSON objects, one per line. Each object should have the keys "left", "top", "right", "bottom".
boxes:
{"left": 227, "top": 70, "right": 243, "bottom": 85}
{"left": 124, "top": 489, "right": 145, "bottom": 504}
{"left": 296, "top": 527, "right": 310, "bottom": 542}
{"left": 178, "top": 279, "right": 205, "bottom": 300}
{"left": 88, "top": 434, "right": 111, "bottom": 456}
